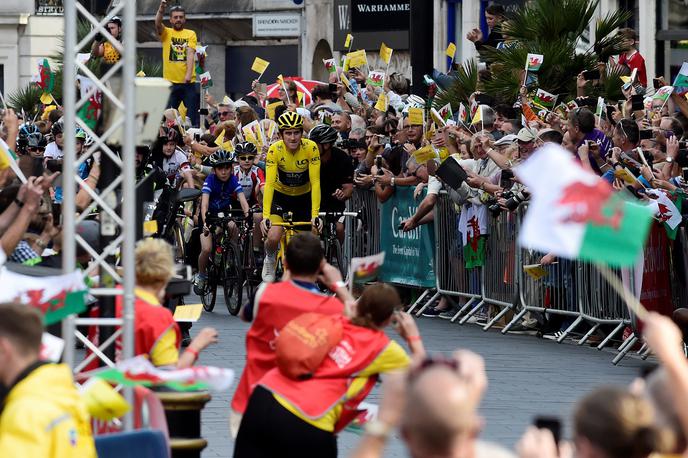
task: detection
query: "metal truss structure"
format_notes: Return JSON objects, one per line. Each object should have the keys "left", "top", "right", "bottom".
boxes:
{"left": 61, "top": 0, "right": 136, "bottom": 429}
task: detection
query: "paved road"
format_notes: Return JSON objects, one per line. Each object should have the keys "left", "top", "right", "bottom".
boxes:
{"left": 191, "top": 292, "right": 649, "bottom": 457}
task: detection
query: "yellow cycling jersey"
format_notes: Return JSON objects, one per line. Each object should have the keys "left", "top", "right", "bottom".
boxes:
{"left": 263, "top": 138, "right": 321, "bottom": 219}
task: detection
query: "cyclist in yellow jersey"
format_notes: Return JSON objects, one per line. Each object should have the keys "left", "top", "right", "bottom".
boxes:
{"left": 260, "top": 111, "right": 322, "bottom": 282}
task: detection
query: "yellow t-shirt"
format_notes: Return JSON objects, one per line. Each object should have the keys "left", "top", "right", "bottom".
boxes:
{"left": 274, "top": 340, "right": 410, "bottom": 432}
{"left": 160, "top": 26, "right": 197, "bottom": 83}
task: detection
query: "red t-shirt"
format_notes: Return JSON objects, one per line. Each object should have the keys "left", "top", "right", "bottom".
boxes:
{"left": 618, "top": 51, "right": 647, "bottom": 87}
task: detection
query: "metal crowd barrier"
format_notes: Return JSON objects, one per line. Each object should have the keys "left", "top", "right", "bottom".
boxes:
{"left": 411, "top": 192, "right": 482, "bottom": 318}
{"left": 346, "top": 185, "right": 684, "bottom": 365}
{"left": 479, "top": 209, "right": 519, "bottom": 330}
{"left": 343, "top": 188, "right": 382, "bottom": 282}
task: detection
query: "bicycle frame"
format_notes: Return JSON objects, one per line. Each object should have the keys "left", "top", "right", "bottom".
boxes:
{"left": 266, "top": 211, "right": 313, "bottom": 272}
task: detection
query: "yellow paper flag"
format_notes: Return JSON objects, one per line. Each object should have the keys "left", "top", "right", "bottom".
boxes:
{"left": 340, "top": 72, "right": 352, "bottom": 92}
{"left": 346, "top": 50, "right": 368, "bottom": 69}
{"left": 297, "top": 91, "right": 304, "bottom": 106}
{"left": 374, "top": 92, "right": 388, "bottom": 112}
{"left": 471, "top": 105, "right": 483, "bottom": 126}
{"left": 40, "top": 92, "right": 53, "bottom": 105}
{"left": 344, "top": 33, "right": 353, "bottom": 48}
{"left": 408, "top": 107, "right": 424, "bottom": 126}
{"left": 142, "top": 220, "right": 158, "bottom": 236}
{"left": 214, "top": 129, "right": 225, "bottom": 147}
{"left": 222, "top": 141, "right": 234, "bottom": 152}
{"left": 267, "top": 101, "right": 284, "bottom": 120}
{"left": 523, "top": 264, "right": 549, "bottom": 281}
{"left": 136, "top": 70, "right": 146, "bottom": 77}
{"left": 251, "top": 57, "right": 270, "bottom": 75}
{"left": 446, "top": 42, "right": 457, "bottom": 59}
{"left": 380, "top": 43, "right": 393, "bottom": 65}
{"left": 173, "top": 304, "right": 204, "bottom": 322}
{"left": 178, "top": 101, "right": 187, "bottom": 121}
{"left": 413, "top": 145, "right": 439, "bottom": 164}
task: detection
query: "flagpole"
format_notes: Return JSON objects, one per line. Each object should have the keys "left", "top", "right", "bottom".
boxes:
{"left": 480, "top": 105, "right": 484, "bottom": 133}
{"left": 595, "top": 263, "right": 648, "bottom": 320}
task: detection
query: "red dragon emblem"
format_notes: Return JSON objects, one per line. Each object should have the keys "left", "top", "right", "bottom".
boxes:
{"left": 557, "top": 181, "right": 623, "bottom": 229}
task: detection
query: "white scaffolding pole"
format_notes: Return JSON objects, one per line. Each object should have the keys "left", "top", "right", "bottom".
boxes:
{"left": 62, "top": 0, "right": 137, "bottom": 430}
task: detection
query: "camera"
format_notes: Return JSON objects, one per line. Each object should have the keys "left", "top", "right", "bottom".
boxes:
{"left": 486, "top": 190, "right": 530, "bottom": 216}
{"left": 504, "top": 190, "right": 530, "bottom": 211}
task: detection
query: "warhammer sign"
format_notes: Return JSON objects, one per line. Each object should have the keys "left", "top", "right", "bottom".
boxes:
{"left": 36, "top": 0, "right": 64, "bottom": 15}
{"left": 351, "top": 0, "right": 410, "bottom": 32}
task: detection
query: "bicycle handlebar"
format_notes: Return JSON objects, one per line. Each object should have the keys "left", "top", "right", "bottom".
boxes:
{"left": 318, "top": 211, "right": 360, "bottom": 218}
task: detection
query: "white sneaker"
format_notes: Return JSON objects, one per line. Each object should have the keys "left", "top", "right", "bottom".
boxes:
{"left": 262, "top": 253, "right": 277, "bottom": 283}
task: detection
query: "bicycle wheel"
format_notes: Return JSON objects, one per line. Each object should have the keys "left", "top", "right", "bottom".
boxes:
{"left": 327, "top": 238, "right": 347, "bottom": 279}
{"left": 201, "top": 261, "right": 217, "bottom": 312}
{"left": 223, "top": 241, "right": 242, "bottom": 316}
{"left": 171, "top": 221, "right": 186, "bottom": 264}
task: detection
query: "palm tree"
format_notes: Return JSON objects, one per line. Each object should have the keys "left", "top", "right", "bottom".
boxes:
{"left": 437, "top": 0, "right": 631, "bottom": 109}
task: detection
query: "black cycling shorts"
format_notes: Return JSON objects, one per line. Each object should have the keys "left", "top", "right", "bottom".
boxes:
{"left": 269, "top": 191, "right": 312, "bottom": 224}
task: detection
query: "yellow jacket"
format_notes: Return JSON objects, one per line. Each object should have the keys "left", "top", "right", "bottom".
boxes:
{"left": 0, "top": 363, "right": 96, "bottom": 457}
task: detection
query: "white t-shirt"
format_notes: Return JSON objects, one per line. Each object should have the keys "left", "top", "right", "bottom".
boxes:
{"left": 162, "top": 148, "right": 191, "bottom": 183}
{"left": 44, "top": 142, "right": 63, "bottom": 160}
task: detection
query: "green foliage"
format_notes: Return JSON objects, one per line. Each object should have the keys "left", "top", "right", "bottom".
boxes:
{"left": 445, "top": 0, "right": 631, "bottom": 108}
{"left": 7, "top": 85, "right": 43, "bottom": 119}
{"left": 433, "top": 60, "right": 479, "bottom": 110}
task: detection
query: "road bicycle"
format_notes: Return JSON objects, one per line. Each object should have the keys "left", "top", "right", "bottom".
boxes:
{"left": 200, "top": 210, "right": 245, "bottom": 315}
{"left": 318, "top": 210, "right": 361, "bottom": 279}
{"left": 264, "top": 209, "right": 314, "bottom": 281}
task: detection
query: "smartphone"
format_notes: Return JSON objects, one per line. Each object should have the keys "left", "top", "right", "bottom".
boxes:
{"left": 51, "top": 202, "right": 62, "bottom": 227}
{"left": 534, "top": 416, "right": 562, "bottom": 445}
{"left": 582, "top": 69, "right": 601, "bottom": 80}
{"left": 194, "top": 133, "right": 201, "bottom": 142}
{"left": 378, "top": 135, "right": 390, "bottom": 145}
{"left": 328, "top": 83, "right": 338, "bottom": 93}
{"left": 682, "top": 168, "right": 688, "bottom": 182}
{"left": 631, "top": 94, "right": 644, "bottom": 112}
{"left": 605, "top": 105, "right": 616, "bottom": 122}
{"left": 652, "top": 78, "right": 662, "bottom": 90}
{"left": 375, "top": 155, "right": 384, "bottom": 175}
{"left": 586, "top": 140, "right": 599, "bottom": 150}
{"left": 500, "top": 169, "right": 514, "bottom": 188}
{"left": 639, "top": 130, "right": 653, "bottom": 141}
{"left": 475, "top": 93, "right": 492, "bottom": 105}
{"left": 198, "top": 108, "right": 209, "bottom": 116}
{"left": 32, "top": 157, "right": 44, "bottom": 177}
{"left": 46, "top": 159, "right": 63, "bottom": 174}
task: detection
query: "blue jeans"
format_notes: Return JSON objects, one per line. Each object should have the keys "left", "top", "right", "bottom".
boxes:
{"left": 167, "top": 82, "right": 199, "bottom": 127}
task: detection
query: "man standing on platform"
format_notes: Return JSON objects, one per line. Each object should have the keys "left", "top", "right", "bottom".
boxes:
{"left": 155, "top": 0, "right": 199, "bottom": 126}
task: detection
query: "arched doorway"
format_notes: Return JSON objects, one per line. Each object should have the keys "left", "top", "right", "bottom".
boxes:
{"left": 311, "top": 39, "right": 333, "bottom": 83}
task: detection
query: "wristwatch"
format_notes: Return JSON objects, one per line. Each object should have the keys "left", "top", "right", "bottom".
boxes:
{"left": 391, "top": 177, "right": 396, "bottom": 187}
{"left": 364, "top": 420, "right": 393, "bottom": 439}
{"left": 666, "top": 156, "right": 674, "bottom": 163}
{"left": 330, "top": 280, "right": 347, "bottom": 292}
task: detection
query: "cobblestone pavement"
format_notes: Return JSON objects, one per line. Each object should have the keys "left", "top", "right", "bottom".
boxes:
{"left": 190, "top": 292, "right": 649, "bottom": 457}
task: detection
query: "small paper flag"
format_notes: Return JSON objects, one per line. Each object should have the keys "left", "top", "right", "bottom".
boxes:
{"left": 445, "top": 42, "right": 457, "bottom": 59}
{"left": 344, "top": 33, "right": 353, "bottom": 48}
{"left": 323, "top": 58, "right": 337, "bottom": 74}
{"left": 178, "top": 101, "right": 188, "bottom": 121}
{"left": 267, "top": 101, "right": 284, "bottom": 120}
{"left": 251, "top": 57, "right": 270, "bottom": 75}
{"left": 346, "top": 50, "right": 368, "bottom": 69}
{"left": 380, "top": 43, "right": 393, "bottom": 65}
{"left": 40, "top": 92, "right": 54, "bottom": 105}
{"left": 374, "top": 92, "right": 388, "bottom": 112}
{"left": 408, "top": 107, "right": 424, "bottom": 126}
{"left": 523, "top": 264, "right": 549, "bottom": 281}
{"left": 173, "top": 304, "right": 203, "bottom": 322}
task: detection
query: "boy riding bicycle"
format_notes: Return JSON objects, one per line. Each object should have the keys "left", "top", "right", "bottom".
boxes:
{"left": 261, "top": 111, "right": 322, "bottom": 282}
{"left": 234, "top": 142, "right": 265, "bottom": 252}
{"left": 194, "top": 150, "right": 250, "bottom": 294}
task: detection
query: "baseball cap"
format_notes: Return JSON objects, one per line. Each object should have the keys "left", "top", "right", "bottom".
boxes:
{"left": 494, "top": 134, "right": 517, "bottom": 146}
{"left": 516, "top": 128, "right": 536, "bottom": 143}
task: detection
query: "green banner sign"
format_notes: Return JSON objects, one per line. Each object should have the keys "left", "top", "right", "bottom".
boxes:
{"left": 379, "top": 186, "right": 435, "bottom": 287}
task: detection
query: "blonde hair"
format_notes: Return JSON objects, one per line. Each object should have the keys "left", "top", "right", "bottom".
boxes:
{"left": 135, "top": 238, "right": 176, "bottom": 287}
{"left": 574, "top": 386, "right": 660, "bottom": 458}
